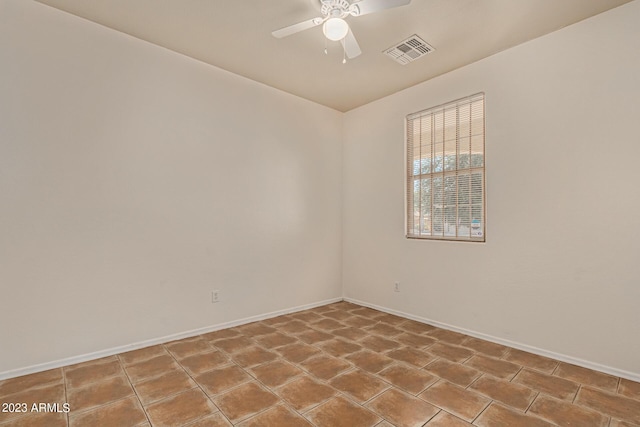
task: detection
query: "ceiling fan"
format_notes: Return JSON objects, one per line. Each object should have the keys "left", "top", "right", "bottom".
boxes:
{"left": 272, "top": 0, "right": 412, "bottom": 62}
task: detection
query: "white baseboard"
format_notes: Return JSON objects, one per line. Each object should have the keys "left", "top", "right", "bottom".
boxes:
{"left": 344, "top": 297, "right": 640, "bottom": 383}
{"left": 5, "top": 295, "right": 638, "bottom": 384}
{"left": 0, "top": 297, "right": 342, "bottom": 381}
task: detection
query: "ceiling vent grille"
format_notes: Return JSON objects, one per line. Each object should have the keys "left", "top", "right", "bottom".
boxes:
{"left": 384, "top": 35, "right": 434, "bottom": 65}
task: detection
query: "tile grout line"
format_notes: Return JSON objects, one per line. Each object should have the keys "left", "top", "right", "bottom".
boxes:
{"left": 61, "top": 358, "right": 143, "bottom": 420}
{"left": 471, "top": 398, "right": 493, "bottom": 425}
{"left": 116, "top": 354, "right": 154, "bottom": 427}
{"left": 161, "top": 342, "right": 234, "bottom": 426}
{"left": 524, "top": 391, "right": 539, "bottom": 413}
{"left": 572, "top": 384, "right": 581, "bottom": 404}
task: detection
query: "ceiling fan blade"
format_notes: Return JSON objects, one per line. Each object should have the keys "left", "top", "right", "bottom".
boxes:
{"left": 341, "top": 28, "right": 362, "bottom": 59}
{"left": 352, "top": 0, "right": 411, "bottom": 16}
{"left": 272, "top": 18, "right": 322, "bottom": 38}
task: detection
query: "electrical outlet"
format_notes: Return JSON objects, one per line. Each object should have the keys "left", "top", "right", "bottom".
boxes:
{"left": 212, "top": 290, "right": 220, "bottom": 303}
{"left": 394, "top": 282, "right": 400, "bottom": 292}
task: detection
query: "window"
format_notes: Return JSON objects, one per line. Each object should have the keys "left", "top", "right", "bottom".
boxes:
{"left": 406, "top": 93, "right": 485, "bottom": 241}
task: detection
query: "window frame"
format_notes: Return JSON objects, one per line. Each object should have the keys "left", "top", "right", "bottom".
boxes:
{"left": 404, "top": 93, "right": 486, "bottom": 242}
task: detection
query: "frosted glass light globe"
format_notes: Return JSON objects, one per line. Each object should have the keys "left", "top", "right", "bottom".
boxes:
{"left": 323, "top": 17, "right": 349, "bottom": 41}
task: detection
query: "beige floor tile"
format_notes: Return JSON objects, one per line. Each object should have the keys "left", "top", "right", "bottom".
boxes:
{"left": 365, "top": 323, "right": 403, "bottom": 337}
{"left": 195, "top": 365, "right": 253, "bottom": 396}
{"left": 528, "top": 394, "right": 609, "bottom": 427}
{"left": 322, "top": 310, "right": 354, "bottom": 321}
{"left": 0, "top": 384, "right": 66, "bottom": 424}
{"left": 0, "top": 411, "right": 67, "bottom": 427}
{"left": 344, "top": 315, "right": 376, "bottom": 328}
{"left": 360, "top": 335, "right": 402, "bottom": 352}
{"left": 254, "top": 332, "right": 298, "bottom": 349}
{"left": 306, "top": 396, "right": 381, "bottom": 427}
{"left": 237, "top": 405, "right": 312, "bottom": 427}
{"left": 118, "top": 345, "right": 167, "bottom": 366}
{"left": 250, "top": 360, "right": 303, "bottom": 388}
{"left": 513, "top": 368, "right": 579, "bottom": 401}
{"left": 366, "top": 389, "right": 439, "bottom": 427}
{"left": 297, "top": 329, "right": 335, "bottom": 344}
{"left": 504, "top": 349, "right": 558, "bottom": 374}
{"left": 460, "top": 337, "right": 509, "bottom": 358}
{"left": 427, "top": 329, "right": 468, "bottom": 345}
{"left": 575, "top": 386, "right": 640, "bottom": 425}
{"left": 311, "top": 318, "right": 346, "bottom": 331}
{"left": 67, "top": 374, "right": 133, "bottom": 413}
{"left": 211, "top": 336, "right": 254, "bottom": 354}
{"left": 468, "top": 374, "right": 536, "bottom": 411}
{"left": 332, "top": 301, "right": 361, "bottom": 311}
{"left": 179, "top": 350, "right": 229, "bottom": 375}
{"left": 318, "top": 338, "right": 363, "bottom": 357}
{"left": 350, "top": 307, "right": 386, "bottom": 319}
{"left": 213, "top": 382, "right": 279, "bottom": 423}
{"left": 609, "top": 420, "right": 640, "bottom": 427}
{"left": 419, "top": 380, "right": 490, "bottom": 422}
{"left": 299, "top": 355, "right": 351, "bottom": 380}
{"left": 426, "top": 411, "right": 473, "bottom": 426}
{"left": 184, "top": 412, "right": 233, "bottom": 426}
{"left": 277, "top": 342, "right": 322, "bottom": 363}
{"left": 65, "top": 359, "right": 123, "bottom": 389}
{"left": 311, "top": 304, "right": 337, "bottom": 314}
{"left": 260, "top": 315, "right": 293, "bottom": 326}
{"left": 329, "top": 369, "right": 389, "bottom": 403}
{"left": 164, "top": 337, "right": 212, "bottom": 359}
{"left": 200, "top": 328, "right": 241, "bottom": 342}
{"left": 375, "top": 314, "right": 408, "bottom": 326}
{"left": 464, "top": 354, "right": 521, "bottom": 380}
{"left": 333, "top": 327, "right": 370, "bottom": 341}
{"left": 378, "top": 364, "right": 438, "bottom": 395}
{"left": 474, "top": 403, "right": 553, "bottom": 427}
{"left": 386, "top": 347, "right": 436, "bottom": 368}
{"left": 289, "top": 311, "right": 324, "bottom": 323}
{"left": 276, "top": 376, "right": 336, "bottom": 411}
{"left": 400, "top": 320, "right": 437, "bottom": 335}
{"left": 395, "top": 332, "right": 437, "bottom": 348}
{"left": 554, "top": 362, "right": 619, "bottom": 392}
{"left": 146, "top": 388, "right": 218, "bottom": 427}
{"left": 428, "top": 342, "right": 474, "bottom": 363}
{"left": 0, "top": 369, "right": 62, "bottom": 398}
{"left": 346, "top": 351, "right": 395, "bottom": 374}
{"left": 619, "top": 378, "right": 640, "bottom": 400}
{"left": 69, "top": 396, "right": 147, "bottom": 427}
{"left": 232, "top": 346, "right": 278, "bottom": 368}
{"left": 123, "top": 354, "right": 181, "bottom": 384}
{"left": 277, "top": 320, "right": 311, "bottom": 334}
{"left": 133, "top": 369, "right": 197, "bottom": 405}
{"left": 423, "top": 359, "right": 481, "bottom": 387}
{"left": 236, "top": 322, "right": 277, "bottom": 337}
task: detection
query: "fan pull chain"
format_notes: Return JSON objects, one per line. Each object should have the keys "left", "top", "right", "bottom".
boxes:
{"left": 342, "top": 44, "right": 347, "bottom": 64}
{"left": 324, "top": 37, "right": 328, "bottom": 55}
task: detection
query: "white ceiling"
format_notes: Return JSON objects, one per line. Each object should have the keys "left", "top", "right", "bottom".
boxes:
{"left": 35, "top": 0, "right": 632, "bottom": 112}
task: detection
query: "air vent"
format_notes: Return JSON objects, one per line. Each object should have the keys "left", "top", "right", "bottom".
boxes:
{"left": 384, "top": 35, "right": 434, "bottom": 65}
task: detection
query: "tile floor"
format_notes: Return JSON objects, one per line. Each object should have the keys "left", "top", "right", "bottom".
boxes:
{"left": 1, "top": 301, "right": 639, "bottom": 426}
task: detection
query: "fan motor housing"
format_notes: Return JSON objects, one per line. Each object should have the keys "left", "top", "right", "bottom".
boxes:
{"left": 320, "top": 0, "right": 351, "bottom": 17}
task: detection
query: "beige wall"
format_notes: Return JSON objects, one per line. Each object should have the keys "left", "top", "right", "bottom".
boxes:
{"left": 342, "top": 1, "right": 640, "bottom": 378}
{"left": 0, "top": 0, "right": 342, "bottom": 375}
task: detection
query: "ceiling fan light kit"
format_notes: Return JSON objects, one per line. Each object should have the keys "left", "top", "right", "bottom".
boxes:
{"left": 323, "top": 17, "right": 349, "bottom": 41}
{"left": 272, "top": 0, "right": 412, "bottom": 62}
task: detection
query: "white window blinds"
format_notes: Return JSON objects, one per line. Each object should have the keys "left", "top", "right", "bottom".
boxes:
{"left": 406, "top": 93, "right": 485, "bottom": 241}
